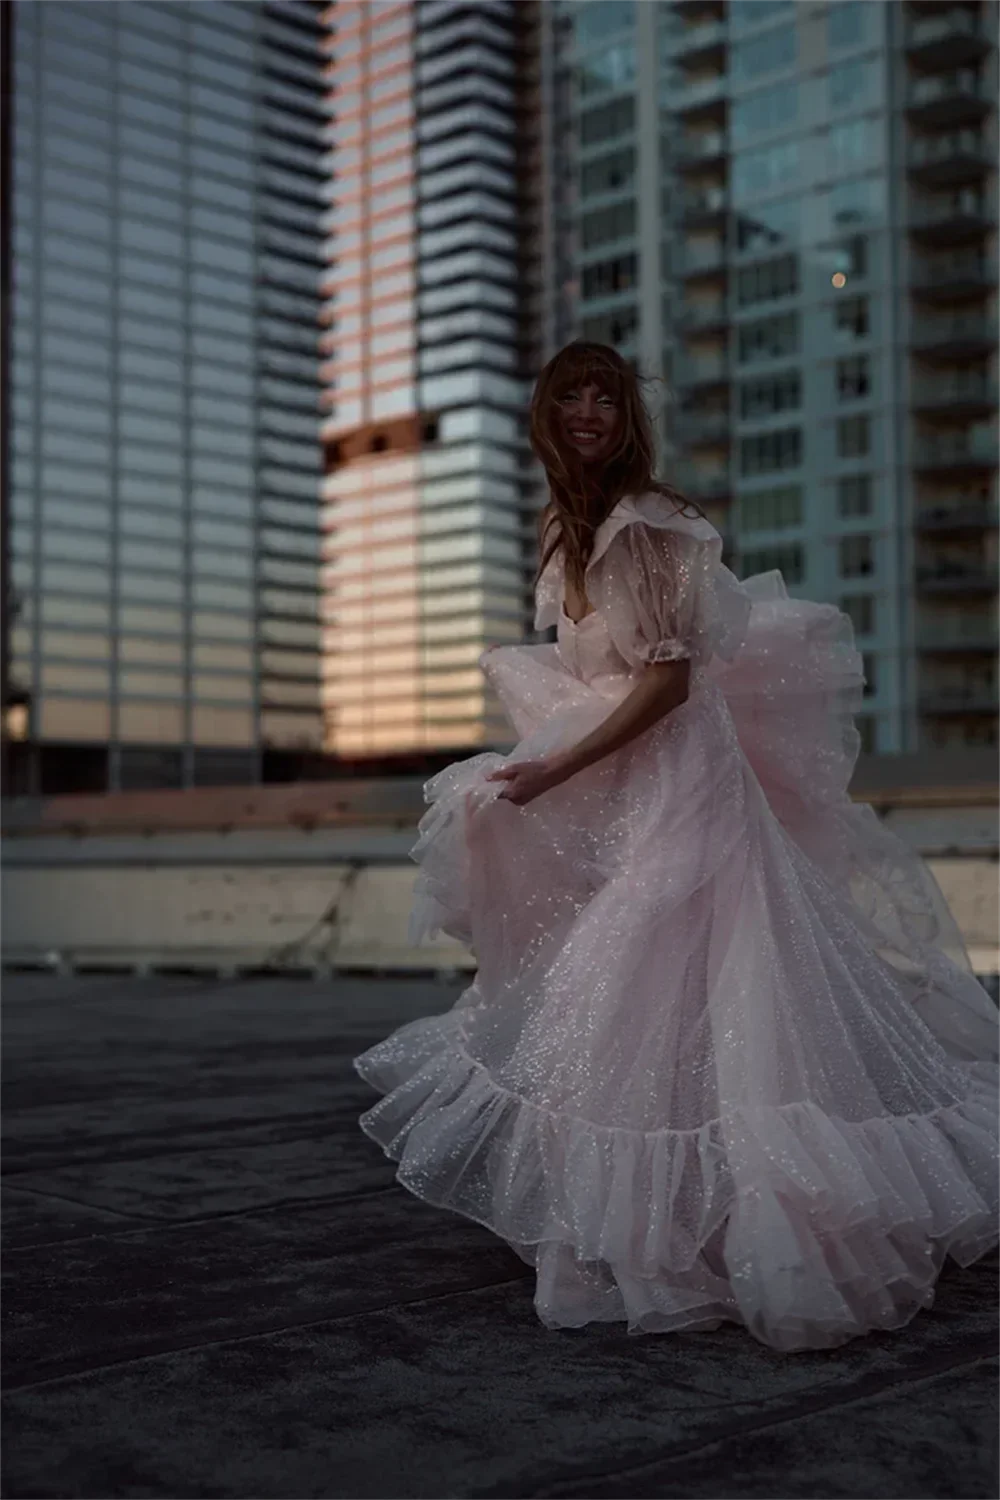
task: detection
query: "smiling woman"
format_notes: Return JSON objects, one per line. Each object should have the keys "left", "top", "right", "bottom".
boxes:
{"left": 354, "top": 341, "right": 999, "bottom": 1354}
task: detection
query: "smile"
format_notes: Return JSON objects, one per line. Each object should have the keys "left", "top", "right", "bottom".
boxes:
{"left": 570, "top": 430, "right": 602, "bottom": 441}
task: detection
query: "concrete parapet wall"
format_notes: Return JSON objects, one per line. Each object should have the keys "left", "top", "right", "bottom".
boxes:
{"left": 2, "top": 753, "right": 997, "bottom": 977}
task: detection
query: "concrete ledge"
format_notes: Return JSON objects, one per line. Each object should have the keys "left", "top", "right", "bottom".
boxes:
{"left": 3, "top": 750, "right": 996, "bottom": 839}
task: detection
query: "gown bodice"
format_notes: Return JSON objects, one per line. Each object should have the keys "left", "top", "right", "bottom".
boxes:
{"left": 556, "top": 604, "right": 634, "bottom": 696}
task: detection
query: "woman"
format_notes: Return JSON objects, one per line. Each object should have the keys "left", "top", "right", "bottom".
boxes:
{"left": 355, "top": 342, "right": 998, "bottom": 1352}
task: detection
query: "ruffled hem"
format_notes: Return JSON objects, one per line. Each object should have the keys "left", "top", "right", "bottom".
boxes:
{"left": 356, "top": 1007, "right": 999, "bottom": 1352}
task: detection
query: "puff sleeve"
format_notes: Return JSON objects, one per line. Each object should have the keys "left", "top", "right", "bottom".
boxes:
{"left": 592, "top": 519, "right": 750, "bottom": 671}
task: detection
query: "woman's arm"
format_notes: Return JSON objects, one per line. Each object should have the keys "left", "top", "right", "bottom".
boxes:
{"left": 486, "top": 659, "right": 689, "bottom": 805}
{"left": 553, "top": 658, "right": 690, "bottom": 780}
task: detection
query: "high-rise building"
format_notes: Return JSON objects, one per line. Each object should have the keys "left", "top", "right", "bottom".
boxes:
{"left": 558, "top": 0, "right": 998, "bottom": 756}
{"left": 318, "top": 0, "right": 544, "bottom": 759}
{"left": 5, "top": 0, "right": 325, "bottom": 795}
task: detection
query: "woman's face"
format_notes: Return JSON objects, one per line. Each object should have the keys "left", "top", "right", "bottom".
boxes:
{"left": 554, "top": 381, "right": 620, "bottom": 465}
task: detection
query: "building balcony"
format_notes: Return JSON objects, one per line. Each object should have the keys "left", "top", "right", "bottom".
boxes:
{"left": 917, "top": 626, "right": 997, "bottom": 655}
{"left": 908, "top": 130, "right": 993, "bottom": 189}
{"left": 913, "top": 432, "right": 999, "bottom": 474}
{"left": 907, "top": 71, "right": 993, "bottom": 128}
{"left": 674, "top": 462, "right": 732, "bottom": 503}
{"left": 911, "top": 315, "right": 999, "bottom": 360}
{"left": 673, "top": 72, "right": 728, "bottom": 119}
{"left": 906, "top": 9, "right": 995, "bottom": 70}
{"left": 910, "top": 251, "right": 994, "bottom": 304}
{"left": 674, "top": 350, "right": 730, "bottom": 391}
{"left": 677, "top": 298, "right": 729, "bottom": 336}
{"left": 680, "top": 185, "right": 728, "bottom": 229}
{"left": 673, "top": 0, "right": 724, "bottom": 13}
{"left": 916, "top": 562, "right": 999, "bottom": 595}
{"left": 677, "top": 242, "right": 727, "bottom": 280}
{"left": 675, "top": 131, "right": 727, "bottom": 175}
{"left": 918, "top": 686, "right": 999, "bottom": 716}
{"left": 914, "top": 501, "right": 999, "bottom": 533}
{"left": 678, "top": 410, "right": 730, "bottom": 448}
{"left": 911, "top": 374, "right": 998, "bottom": 420}
{"left": 909, "top": 191, "right": 995, "bottom": 245}
{"left": 674, "top": 18, "right": 726, "bottom": 66}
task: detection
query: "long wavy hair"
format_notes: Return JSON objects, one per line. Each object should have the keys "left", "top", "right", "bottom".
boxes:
{"left": 530, "top": 341, "right": 704, "bottom": 597}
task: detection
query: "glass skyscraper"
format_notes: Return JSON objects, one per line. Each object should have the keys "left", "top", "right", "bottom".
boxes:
{"left": 6, "top": 0, "right": 325, "bottom": 794}
{"left": 554, "top": 0, "right": 998, "bottom": 757}
{"left": 319, "top": 0, "right": 543, "bottom": 759}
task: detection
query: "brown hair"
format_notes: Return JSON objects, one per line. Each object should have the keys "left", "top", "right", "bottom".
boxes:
{"left": 529, "top": 341, "right": 703, "bottom": 597}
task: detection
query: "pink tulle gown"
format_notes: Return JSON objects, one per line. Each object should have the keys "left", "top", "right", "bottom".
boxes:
{"left": 354, "top": 490, "right": 998, "bottom": 1352}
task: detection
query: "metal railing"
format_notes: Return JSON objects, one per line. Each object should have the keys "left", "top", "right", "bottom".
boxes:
{"left": 675, "top": 352, "right": 730, "bottom": 387}
{"left": 678, "top": 299, "right": 729, "bottom": 330}
{"left": 911, "top": 251, "right": 992, "bottom": 288}
{"left": 911, "top": 192, "right": 993, "bottom": 229}
{"left": 911, "top": 374, "right": 998, "bottom": 407}
{"left": 677, "top": 243, "right": 727, "bottom": 276}
{"left": 674, "top": 73, "right": 728, "bottom": 110}
{"left": 908, "top": 10, "right": 992, "bottom": 49}
{"left": 676, "top": 131, "right": 727, "bottom": 162}
{"left": 674, "top": 19, "right": 726, "bottom": 53}
{"left": 911, "top": 314, "right": 999, "bottom": 348}
{"left": 915, "top": 502, "right": 999, "bottom": 530}
{"left": 681, "top": 185, "right": 727, "bottom": 217}
{"left": 916, "top": 623, "right": 998, "bottom": 651}
{"left": 919, "top": 686, "right": 999, "bottom": 714}
{"left": 914, "top": 433, "right": 999, "bottom": 468}
{"left": 909, "top": 131, "right": 990, "bottom": 168}
{"left": 916, "top": 562, "right": 999, "bottom": 590}
{"left": 909, "top": 71, "right": 991, "bottom": 108}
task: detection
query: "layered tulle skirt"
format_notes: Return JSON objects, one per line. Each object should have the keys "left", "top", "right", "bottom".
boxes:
{"left": 355, "top": 581, "right": 999, "bottom": 1351}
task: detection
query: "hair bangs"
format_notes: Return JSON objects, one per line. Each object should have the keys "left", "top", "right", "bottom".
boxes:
{"left": 547, "top": 343, "right": 625, "bottom": 404}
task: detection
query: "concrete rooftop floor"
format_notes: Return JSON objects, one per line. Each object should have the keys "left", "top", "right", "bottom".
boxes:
{"left": 1, "top": 971, "right": 997, "bottom": 1500}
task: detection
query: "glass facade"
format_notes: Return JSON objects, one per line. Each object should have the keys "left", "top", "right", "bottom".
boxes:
{"left": 320, "top": 0, "right": 536, "bottom": 758}
{"left": 554, "top": 0, "right": 998, "bottom": 756}
{"left": 7, "top": 0, "right": 323, "bottom": 793}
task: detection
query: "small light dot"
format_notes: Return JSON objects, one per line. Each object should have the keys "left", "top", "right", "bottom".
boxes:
{"left": 832, "top": 272, "right": 848, "bottom": 289}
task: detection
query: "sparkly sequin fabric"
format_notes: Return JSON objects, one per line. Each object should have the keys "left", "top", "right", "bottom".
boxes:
{"left": 354, "top": 491, "right": 999, "bottom": 1352}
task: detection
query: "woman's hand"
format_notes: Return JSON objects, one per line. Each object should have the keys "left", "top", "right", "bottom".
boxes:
{"left": 485, "top": 755, "right": 567, "bottom": 807}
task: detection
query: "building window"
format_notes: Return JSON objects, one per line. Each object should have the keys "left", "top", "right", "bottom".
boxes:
{"left": 861, "top": 652, "right": 876, "bottom": 697}
{"left": 732, "top": 140, "right": 799, "bottom": 200}
{"left": 828, "top": 234, "right": 868, "bottom": 280}
{"left": 856, "top": 715, "right": 876, "bottom": 753}
{"left": 739, "top": 369, "right": 801, "bottom": 419}
{"left": 740, "top": 427, "right": 802, "bottom": 476}
{"left": 732, "top": 23, "right": 797, "bottom": 81}
{"left": 839, "top": 534, "right": 874, "bottom": 577}
{"left": 837, "top": 474, "right": 872, "bottom": 516}
{"left": 836, "top": 355, "right": 870, "bottom": 401}
{"left": 834, "top": 295, "right": 868, "bottom": 340}
{"left": 736, "top": 196, "right": 800, "bottom": 251}
{"left": 740, "top": 542, "right": 804, "bottom": 584}
{"left": 829, "top": 0, "right": 865, "bottom": 50}
{"left": 575, "top": 0, "right": 635, "bottom": 46}
{"left": 731, "top": 0, "right": 794, "bottom": 33}
{"left": 580, "top": 305, "right": 638, "bottom": 346}
{"left": 736, "top": 253, "right": 799, "bottom": 307}
{"left": 581, "top": 252, "right": 637, "bottom": 298}
{"left": 837, "top": 414, "right": 870, "bottom": 457}
{"left": 841, "top": 594, "right": 875, "bottom": 636}
{"left": 580, "top": 146, "right": 636, "bottom": 197}
{"left": 580, "top": 95, "right": 635, "bottom": 147}
{"left": 731, "top": 79, "right": 798, "bottom": 143}
{"left": 828, "top": 119, "right": 872, "bottom": 173}
{"left": 579, "top": 41, "right": 636, "bottom": 97}
{"left": 580, "top": 198, "right": 637, "bottom": 250}
{"left": 828, "top": 58, "right": 871, "bottom": 111}
{"left": 739, "top": 484, "right": 803, "bottom": 530}
{"left": 737, "top": 311, "right": 799, "bottom": 364}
